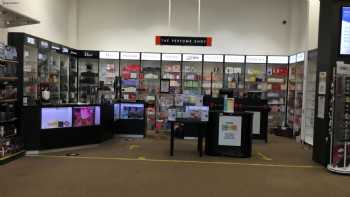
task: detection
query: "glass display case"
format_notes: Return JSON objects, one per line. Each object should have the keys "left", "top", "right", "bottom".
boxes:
{"left": 37, "top": 40, "right": 50, "bottom": 103}
{"left": 48, "top": 45, "right": 61, "bottom": 104}
{"left": 203, "top": 55, "right": 224, "bottom": 97}
{"left": 161, "top": 53, "right": 182, "bottom": 94}
{"left": 141, "top": 53, "right": 161, "bottom": 103}
{"left": 328, "top": 62, "right": 350, "bottom": 174}
{"left": 182, "top": 54, "right": 203, "bottom": 95}
{"left": 287, "top": 55, "right": 297, "bottom": 129}
{"left": 78, "top": 51, "right": 99, "bottom": 104}
{"left": 69, "top": 50, "right": 78, "bottom": 103}
{"left": 120, "top": 52, "right": 141, "bottom": 102}
{"left": 224, "top": 55, "right": 245, "bottom": 95}
{"left": 245, "top": 56, "right": 267, "bottom": 98}
{"left": 266, "top": 56, "right": 289, "bottom": 129}
{"left": 59, "top": 47, "right": 69, "bottom": 104}
{"left": 22, "top": 36, "right": 38, "bottom": 106}
{"left": 99, "top": 51, "right": 119, "bottom": 103}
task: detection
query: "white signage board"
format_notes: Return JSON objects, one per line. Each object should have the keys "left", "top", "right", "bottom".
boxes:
{"left": 204, "top": 54, "right": 224, "bottom": 62}
{"left": 183, "top": 54, "right": 203, "bottom": 62}
{"left": 268, "top": 56, "right": 289, "bottom": 64}
{"left": 225, "top": 55, "right": 245, "bottom": 63}
{"left": 141, "top": 53, "right": 161, "bottom": 61}
{"left": 297, "top": 52, "right": 305, "bottom": 62}
{"left": 218, "top": 115, "right": 242, "bottom": 146}
{"left": 162, "top": 53, "right": 182, "bottom": 61}
{"left": 121, "top": 52, "right": 140, "bottom": 60}
{"left": 289, "top": 55, "right": 297, "bottom": 64}
{"left": 100, "top": 51, "right": 119, "bottom": 59}
{"left": 246, "top": 56, "right": 267, "bottom": 64}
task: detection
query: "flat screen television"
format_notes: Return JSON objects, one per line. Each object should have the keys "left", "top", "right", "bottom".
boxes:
{"left": 72, "top": 106, "right": 100, "bottom": 127}
{"left": 340, "top": 6, "right": 350, "bottom": 55}
{"left": 120, "top": 103, "right": 144, "bottom": 120}
{"left": 41, "top": 107, "right": 73, "bottom": 129}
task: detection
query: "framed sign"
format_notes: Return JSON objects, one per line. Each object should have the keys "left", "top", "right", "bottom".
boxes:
{"left": 218, "top": 115, "right": 242, "bottom": 146}
{"left": 155, "top": 36, "right": 212, "bottom": 47}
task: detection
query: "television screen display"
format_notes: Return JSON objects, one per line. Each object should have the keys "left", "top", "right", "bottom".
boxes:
{"left": 114, "top": 104, "right": 120, "bottom": 121}
{"left": 120, "top": 103, "right": 144, "bottom": 120}
{"left": 41, "top": 107, "right": 73, "bottom": 129}
{"left": 340, "top": 7, "right": 350, "bottom": 55}
{"left": 72, "top": 106, "right": 100, "bottom": 127}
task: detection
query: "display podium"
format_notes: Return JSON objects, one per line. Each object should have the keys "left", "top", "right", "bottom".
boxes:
{"left": 206, "top": 112, "right": 253, "bottom": 158}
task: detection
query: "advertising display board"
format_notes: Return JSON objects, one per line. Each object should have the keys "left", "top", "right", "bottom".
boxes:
{"left": 218, "top": 115, "right": 242, "bottom": 146}
{"left": 41, "top": 108, "right": 73, "bottom": 129}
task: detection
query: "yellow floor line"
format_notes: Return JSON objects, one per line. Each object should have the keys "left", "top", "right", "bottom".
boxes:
{"left": 26, "top": 155, "right": 321, "bottom": 169}
{"left": 257, "top": 152, "right": 273, "bottom": 161}
{"left": 129, "top": 145, "right": 140, "bottom": 150}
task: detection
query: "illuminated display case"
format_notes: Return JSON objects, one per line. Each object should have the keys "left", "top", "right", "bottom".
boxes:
{"left": 266, "top": 56, "right": 289, "bottom": 129}
{"left": 59, "top": 47, "right": 69, "bottom": 104}
{"left": 22, "top": 36, "right": 38, "bottom": 106}
{"left": 224, "top": 55, "right": 245, "bottom": 95}
{"left": 69, "top": 50, "right": 78, "bottom": 103}
{"left": 120, "top": 52, "right": 141, "bottom": 102}
{"left": 78, "top": 51, "right": 99, "bottom": 104}
{"left": 141, "top": 53, "right": 161, "bottom": 103}
{"left": 99, "top": 51, "right": 119, "bottom": 103}
{"left": 245, "top": 56, "right": 267, "bottom": 99}
{"left": 182, "top": 54, "right": 202, "bottom": 95}
{"left": 203, "top": 55, "right": 224, "bottom": 97}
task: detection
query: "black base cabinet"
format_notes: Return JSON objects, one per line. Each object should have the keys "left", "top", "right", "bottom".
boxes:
{"left": 206, "top": 112, "right": 253, "bottom": 158}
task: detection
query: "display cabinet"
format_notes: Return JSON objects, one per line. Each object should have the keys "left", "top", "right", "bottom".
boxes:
{"left": 48, "top": 44, "right": 61, "bottom": 104}
{"left": 245, "top": 56, "right": 267, "bottom": 99}
{"left": 203, "top": 55, "right": 224, "bottom": 97}
{"left": 328, "top": 62, "right": 350, "bottom": 174}
{"left": 22, "top": 36, "right": 39, "bottom": 106}
{"left": 59, "top": 47, "right": 69, "bottom": 104}
{"left": 120, "top": 52, "right": 141, "bottom": 102}
{"left": 224, "top": 55, "right": 245, "bottom": 95}
{"left": 182, "top": 54, "right": 203, "bottom": 95}
{"left": 99, "top": 51, "right": 119, "bottom": 103}
{"left": 37, "top": 39, "right": 50, "bottom": 103}
{"left": 161, "top": 53, "right": 182, "bottom": 94}
{"left": 78, "top": 51, "right": 99, "bottom": 104}
{"left": 266, "top": 56, "right": 289, "bottom": 129}
{"left": 287, "top": 55, "right": 297, "bottom": 129}
{"left": 69, "top": 50, "right": 78, "bottom": 103}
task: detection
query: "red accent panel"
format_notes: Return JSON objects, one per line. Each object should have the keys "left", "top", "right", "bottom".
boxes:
{"left": 155, "top": 36, "right": 161, "bottom": 45}
{"left": 207, "top": 37, "right": 213, "bottom": 46}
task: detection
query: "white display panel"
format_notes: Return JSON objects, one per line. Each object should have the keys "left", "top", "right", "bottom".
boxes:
{"left": 41, "top": 108, "right": 73, "bottom": 130}
{"left": 162, "top": 53, "right": 182, "bottom": 61}
{"left": 121, "top": 52, "right": 140, "bottom": 60}
{"left": 247, "top": 111, "right": 261, "bottom": 135}
{"left": 268, "top": 56, "right": 289, "bottom": 64}
{"left": 100, "top": 51, "right": 119, "bottom": 59}
{"left": 225, "top": 55, "right": 245, "bottom": 63}
{"left": 289, "top": 55, "right": 297, "bottom": 64}
{"left": 218, "top": 115, "right": 242, "bottom": 146}
{"left": 340, "top": 7, "right": 350, "bottom": 55}
{"left": 141, "top": 53, "right": 161, "bottom": 61}
{"left": 246, "top": 56, "right": 267, "bottom": 64}
{"left": 183, "top": 54, "right": 203, "bottom": 62}
{"left": 297, "top": 53, "right": 305, "bottom": 62}
{"left": 204, "top": 54, "right": 224, "bottom": 62}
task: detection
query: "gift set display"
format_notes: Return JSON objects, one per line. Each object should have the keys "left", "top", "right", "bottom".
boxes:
{"left": 0, "top": 43, "right": 24, "bottom": 162}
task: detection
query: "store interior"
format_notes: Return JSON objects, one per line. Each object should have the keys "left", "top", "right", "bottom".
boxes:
{"left": 1, "top": 1, "right": 350, "bottom": 192}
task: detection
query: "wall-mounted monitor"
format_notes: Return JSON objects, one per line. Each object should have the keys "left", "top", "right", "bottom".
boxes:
{"left": 340, "top": 6, "right": 350, "bottom": 55}
{"left": 41, "top": 107, "right": 73, "bottom": 130}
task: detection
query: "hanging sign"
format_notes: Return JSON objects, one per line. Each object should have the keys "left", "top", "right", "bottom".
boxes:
{"left": 155, "top": 36, "right": 212, "bottom": 46}
{"left": 225, "top": 55, "right": 245, "bottom": 63}
{"left": 141, "top": 53, "right": 161, "bottom": 61}
{"left": 121, "top": 52, "right": 140, "bottom": 60}
{"left": 268, "top": 56, "right": 289, "bottom": 64}
{"left": 100, "top": 51, "right": 119, "bottom": 59}
{"left": 246, "top": 56, "right": 267, "bottom": 64}
{"left": 204, "top": 55, "right": 224, "bottom": 62}
{"left": 183, "top": 54, "right": 203, "bottom": 62}
{"left": 162, "top": 53, "right": 182, "bottom": 61}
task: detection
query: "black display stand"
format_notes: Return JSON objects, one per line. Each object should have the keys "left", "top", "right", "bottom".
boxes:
{"left": 169, "top": 119, "right": 207, "bottom": 157}
{"left": 205, "top": 112, "right": 253, "bottom": 158}
{"left": 22, "top": 104, "right": 113, "bottom": 151}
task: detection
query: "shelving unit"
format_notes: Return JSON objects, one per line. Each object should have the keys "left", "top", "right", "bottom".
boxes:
{"left": 203, "top": 55, "right": 224, "bottom": 97}
{"left": 224, "top": 55, "right": 245, "bottom": 96}
{"left": 182, "top": 54, "right": 203, "bottom": 95}
{"left": 69, "top": 50, "right": 78, "bottom": 103}
{"left": 245, "top": 56, "right": 267, "bottom": 98}
{"left": 120, "top": 52, "right": 141, "bottom": 102}
{"left": 99, "top": 51, "right": 119, "bottom": 103}
{"left": 266, "top": 56, "right": 289, "bottom": 129}
{"left": 59, "top": 47, "right": 69, "bottom": 104}
{"left": 78, "top": 51, "right": 99, "bottom": 104}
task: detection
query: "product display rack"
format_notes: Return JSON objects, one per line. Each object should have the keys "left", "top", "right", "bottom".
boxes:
{"left": 78, "top": 50, "right": 99, "bottom": 104}
{"left": 245, "top": 56, "right": 267, "bottom": 98}
{"left": 287, "top": 55, "right": 297, "bottom": 129}
{"left": 99, "top": 51, "right": 119, "bottom": 103}
{"left": 37, "top": 39, "right": 50, "bottom": 103}
{"left": 69, "top": 49, "right": 78, "bottom": 103}
{"left": 203, "top": 55, "right": 224, "bottom": 97}
{"left": 224, "top": 55, "right": 246, "bottom": 96}
{"left": 48, "top": 44, "right": 61, "bottom": 104}
{"left": 59, "top": 47, "right": 70, "bottom": 104}
{"left": 120, "top": 52, "right": 141, "bottom": 102}
{"left": 182, "top": 54, "right": 203, "bottom": 95}
{"left": 266, "top": 56, "right": 289, "bottom": 129}
{"left": 0, "top": 47, "right": 24, "bottom": 164}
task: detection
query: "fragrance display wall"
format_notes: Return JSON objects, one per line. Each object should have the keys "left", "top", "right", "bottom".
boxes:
{"left": 245, "top": 56, "right": 267, "bottom": 98}
{"left": 203, "top": 55, "right": 224, "bottom": 97}
{"left": 266, "top": 56, "right": 289, "bottom": 129}
{"left": 78, "top": 51, "right": 99, "bottom": 104}
{"left": 224, "top": 55, "right": 246, "bottom": 96}
{"left": 120, "top": 52, "right": 141, "bottom": 102}
{"left": 182, "top": 54, "right": 203, "bottom": 95}
{"left": 99, "top": 51, "right": 119, "bottom": 103}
